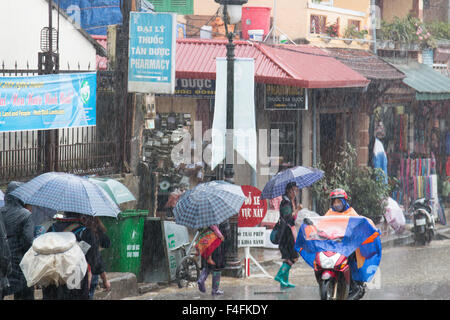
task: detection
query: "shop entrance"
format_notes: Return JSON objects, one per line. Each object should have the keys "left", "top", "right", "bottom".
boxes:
{"left": 320, "top": 114, "right": 337, "bottom": 173}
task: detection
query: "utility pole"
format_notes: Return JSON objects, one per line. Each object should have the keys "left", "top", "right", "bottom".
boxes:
{"left": 38, "top": 0, "right": 60, "bottom": 172}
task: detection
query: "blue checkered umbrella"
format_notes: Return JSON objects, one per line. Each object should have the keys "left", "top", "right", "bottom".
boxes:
{"left": 10, "top": 172, "right": 120, "bottom": 218}
{"left": 261, "top": 166, "right": 324, "bottom": 200}
{"left": 173, "top": 180, "right": 246, "bottom": 229}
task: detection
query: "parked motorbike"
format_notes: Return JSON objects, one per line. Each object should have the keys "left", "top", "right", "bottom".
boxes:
{"left": 412, "top": 198, "right": 435, "bottom": 245}
{"left": 296, "top": 216, "right": 381, "bottom": 300}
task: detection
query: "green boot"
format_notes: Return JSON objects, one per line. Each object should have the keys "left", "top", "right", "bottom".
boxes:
{"left": 282, "top": 264, "right": 296, "bottom": 288}
{"left": 274, "top": 262, "right": 289, "bottom": 287}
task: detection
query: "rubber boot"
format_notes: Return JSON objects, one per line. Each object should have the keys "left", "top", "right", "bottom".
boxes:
{"left": 211, "top": 271, "right": 224, "bottom": 295}
{"left": 197, "top": 268, "right": 210, "bottom": 293}
{"left": 274, "top": 262, "right": 289, "bottom": 287}
{"left": 282, "top": 264, "right": 296, "bottom": 288}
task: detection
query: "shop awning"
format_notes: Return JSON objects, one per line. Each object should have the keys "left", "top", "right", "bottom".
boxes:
{"left": 391, "top": 62, "right": 450, "bottom": 101}
{"left": 176, "top": 39, "right": 370, "bottom": 89}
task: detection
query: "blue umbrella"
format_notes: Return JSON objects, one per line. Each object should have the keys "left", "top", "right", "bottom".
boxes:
{"left": 173, "top": 180, "right": 246, "bottom": 229}
{"left": 10, "top": 172, "right": 120, "bottom": 218}
{"left": 261, "top": 166, "right": 324, "bottom": 200}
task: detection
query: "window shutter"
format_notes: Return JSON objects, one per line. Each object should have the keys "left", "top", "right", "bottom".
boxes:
{"left": 151, "top": 0, "right": 167, "bottom": 12}
{"left": 148, "top": 0, "right": 193, "bottom": 14}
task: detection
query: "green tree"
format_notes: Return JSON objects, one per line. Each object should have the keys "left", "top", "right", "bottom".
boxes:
{"left": 311, "top": 143, "right": 392, "bottom": 224}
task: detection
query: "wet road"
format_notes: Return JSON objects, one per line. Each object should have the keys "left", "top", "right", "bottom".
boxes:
{"left": 128, "top": 239, "right": 450, "bottom": 300}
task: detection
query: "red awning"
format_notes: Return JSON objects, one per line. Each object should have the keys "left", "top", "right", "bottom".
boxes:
{"left": 175, "top": 39, "right": 370, "bottom": 89}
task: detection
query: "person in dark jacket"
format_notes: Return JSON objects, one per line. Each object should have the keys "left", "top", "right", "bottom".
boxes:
{"left": 274, "top": 182, "right": 301, "bottom": 289}
{"left": 0, "top": 206, "right": 11, "bottom": 298}
{"left": 1, "top": 181, "right": 35, "bottom": 300}
{"left": 42, "top": 212, "right": 105, "bottom": 300}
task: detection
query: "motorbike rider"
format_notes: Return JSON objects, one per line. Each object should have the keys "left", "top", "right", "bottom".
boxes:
{"left": 324, "top": 188, "right": 370, "bottom": 298}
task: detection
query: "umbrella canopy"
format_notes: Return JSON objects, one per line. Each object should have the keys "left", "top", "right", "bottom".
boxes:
{"left": 10, "top": 172, "right": 120, "bottom": 218}
{"left": 88, "top": 177, "right": 136, "bottom": 204}
{"left": 173, "top": 180, "right": 246, "bottom": 229}
{"left": 261, "top": 166, "right": 324, "bottom": 199}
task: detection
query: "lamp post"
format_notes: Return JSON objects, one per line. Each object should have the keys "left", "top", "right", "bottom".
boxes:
{"left": 214, "top": 0, "right": 247, "bottom": 278}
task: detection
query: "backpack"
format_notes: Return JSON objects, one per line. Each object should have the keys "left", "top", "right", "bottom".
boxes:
{"left": 269, "top": 218, "right": 286, "bottom": 245}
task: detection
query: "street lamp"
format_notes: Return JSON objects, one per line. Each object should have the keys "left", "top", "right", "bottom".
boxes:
{"left": 214, "top": 0, "right": 248, "bottom": 278}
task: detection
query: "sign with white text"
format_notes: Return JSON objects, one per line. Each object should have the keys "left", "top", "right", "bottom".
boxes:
{"left": 238, "top": 227, "right": 266, "bottom": 248}
{"left": 238, "top": 185, "right": 268, "bottom": 227}
{"left": 128, "top": 12, "right": 176, "bottom": 94}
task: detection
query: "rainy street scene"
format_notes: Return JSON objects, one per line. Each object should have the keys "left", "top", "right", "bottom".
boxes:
{"left": 1, "top": 0, "right": 450, "bottom": 309}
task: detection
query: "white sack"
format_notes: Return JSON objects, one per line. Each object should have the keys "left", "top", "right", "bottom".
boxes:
{"left": 20, "top": 232, "right": 88, "bottom": 289}
{"left": 384, "top": 197, "right": 406, "bottom": 234}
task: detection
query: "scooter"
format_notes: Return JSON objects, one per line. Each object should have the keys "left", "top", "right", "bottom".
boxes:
{"left": 412, "top": 198, "right": 435, "bottom": 245}
{"left": 314, "top": 250, "right": 365, "bottom": 300}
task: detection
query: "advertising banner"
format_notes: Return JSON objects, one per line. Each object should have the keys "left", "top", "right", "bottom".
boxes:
{"left": 128, "top": 12, "right": 176, "bottom": 94}
{"left": 0, "top": 72, "right": 96, "bottom": 132}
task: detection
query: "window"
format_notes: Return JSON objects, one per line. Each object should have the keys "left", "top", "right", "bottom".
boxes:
{"left": 310, "top": 15, "right": 327, "bottom": 34}
{"left": 348, "top": 19, "right": 361, "bottom": 31}
{"left": 151, "top": 0, "right": 193, "bottom": 15}
{"left": 270, "top": 122, "right": 296, "bottom": 166}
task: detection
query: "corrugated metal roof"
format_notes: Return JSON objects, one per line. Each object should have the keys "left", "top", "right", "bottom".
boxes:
{"left": 391, "top": 62, "right": 450, "bottom": 100}
{"left": 175, "top": 39, "right": 370, "bottom": 88}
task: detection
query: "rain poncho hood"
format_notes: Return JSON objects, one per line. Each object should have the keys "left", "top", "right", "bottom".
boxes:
{"left": 295, "top": 216, "right": 382, "bottom": 282}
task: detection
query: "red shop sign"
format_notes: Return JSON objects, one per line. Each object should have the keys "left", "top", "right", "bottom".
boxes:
{"left": 238, "top": 185, "right": 268, "bottom": 227}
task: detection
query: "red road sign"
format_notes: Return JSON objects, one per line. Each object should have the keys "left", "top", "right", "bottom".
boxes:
{"left": 238, "top": 185, "right": 268, "bottom": 227}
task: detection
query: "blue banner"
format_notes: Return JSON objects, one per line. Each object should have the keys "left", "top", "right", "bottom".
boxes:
{"left": 0, "top": 72, "right": 96, "bottom": 132}
{"left": 128, "top": 12, "right": 176, "bottom": 94}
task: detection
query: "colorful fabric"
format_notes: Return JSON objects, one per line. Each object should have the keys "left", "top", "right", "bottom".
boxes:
{"left": 195, "top": 230, "right": 222, "bottom": 260}
{"left": 295, "top": 216, "right": 382, "bottom": 282}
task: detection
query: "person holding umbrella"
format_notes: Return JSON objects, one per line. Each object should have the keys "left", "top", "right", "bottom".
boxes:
{"left": 42, "top": 212, "right": 108, "bottom": 300}
{"left": 274, "top": 182, "right": 302, "bottom": 289}
{"left": 260, "top": 166, "right": 324, "bottom": 289}
{"left": 0, "top": 181, "right": 35, "bottom": 300}
{"left": 173, "top": 180, "right": 246, "bottom": 296}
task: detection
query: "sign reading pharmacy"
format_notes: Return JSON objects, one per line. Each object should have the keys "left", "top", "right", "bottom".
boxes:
{"left": 0, "top": 72, "right": 96, "bottom": 132}
{"left": 265, "top": 84, "right": 306, "bottom": 110}
{"left": 128, "top": 12, "right": 176, "bottom": 94}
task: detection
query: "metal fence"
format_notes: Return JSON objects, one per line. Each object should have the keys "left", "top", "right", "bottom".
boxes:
{"left": 0, "top": 63, "right": 120, "bottom": 184}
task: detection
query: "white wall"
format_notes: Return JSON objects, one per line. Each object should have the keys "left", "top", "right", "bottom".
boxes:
{"left": 0, "top": 0, "right": 96, "bottom": 70}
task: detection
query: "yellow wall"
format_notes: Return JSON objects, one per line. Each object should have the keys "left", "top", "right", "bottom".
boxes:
{"left": 192, "top": 0, "right": 372, "bottom": 47}
{"left": 382, "top": 0, "right": 413, "bottom": 22}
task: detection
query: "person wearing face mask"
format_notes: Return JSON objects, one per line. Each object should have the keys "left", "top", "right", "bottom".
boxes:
{"left": 274, "top": 182, "right": 302, "bottom": 289}
{"left": 325, "top": 188, "right": 359, "bottom": 217}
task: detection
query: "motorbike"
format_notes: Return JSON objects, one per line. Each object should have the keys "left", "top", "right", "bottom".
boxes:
{"left": 296, "top": 216, "right": 382, "bottom": 300}
{"left": 411, "top": 198, "right": 435, "bottom": 245}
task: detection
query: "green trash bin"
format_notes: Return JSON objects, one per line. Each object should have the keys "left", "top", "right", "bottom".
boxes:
{"left": 100, "top": 210, "right": 148, "bottom": 277}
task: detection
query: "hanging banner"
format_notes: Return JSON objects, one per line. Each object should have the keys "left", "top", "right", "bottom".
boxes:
{"left": 0, "top": 72, "right": 96, "bottom": 132}
{"left": 211, "top": 58, "right": 257, "bottom": 170}
{"left": 128, "top": 12, "right": 176, "bottom": 94}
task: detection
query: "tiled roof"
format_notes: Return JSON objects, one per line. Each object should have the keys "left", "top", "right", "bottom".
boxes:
{"left": 323, "top": 48, "right": 406, "bottom": 81}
